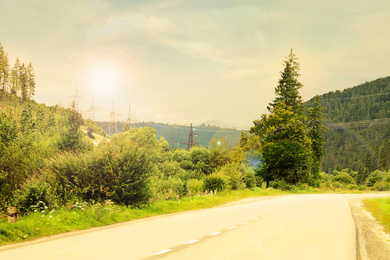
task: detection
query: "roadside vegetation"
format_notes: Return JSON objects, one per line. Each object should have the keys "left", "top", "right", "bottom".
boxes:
{"left": 363, "top": 198, "right": 390, "bottom": 234}
{"left": 1, "top": 44, "right": 390, "bottom": 246}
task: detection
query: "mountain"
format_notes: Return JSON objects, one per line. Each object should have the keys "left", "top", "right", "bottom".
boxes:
{"left": 96, "top": 121, "right": 241, "bottom": 148}
{"left": 305, "top": 76, "right": 390, "bottom": 175}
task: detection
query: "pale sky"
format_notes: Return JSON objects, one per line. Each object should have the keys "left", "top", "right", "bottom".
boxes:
{"left": 1, "top": 0, "right": 389, "bottom": 130}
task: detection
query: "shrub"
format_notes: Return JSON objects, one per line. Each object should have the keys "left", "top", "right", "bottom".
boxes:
{"left": 13, "top": 175, "right": 56, "bottom": 212}
{"left": 346, "top": 184, "right": 359, "bottom": 190}
{"left": 151, "top": 176, "right": 187, "bottom": 200}
{"left": 217, "top": 163, "right": 241, "bottom": 190}
{"left": 203, "top": 175, "right": 226, "bottom": 192}
{"left": 373, "top": 181, "right": 390, "bottom": 191}
{"left": 242, "top": 167, "right": 256, "bottom": 189}
{"left": 365, "top": 170, "right": 384, "bottom": 187}
{"left": 187, "top": 179, "right": 204, "bottom": 193}
{"left": 332, "top": 172, "right": 356, "bottom": 185}
{"left": 269, "top": 180, "right": 293, "bottom": 190}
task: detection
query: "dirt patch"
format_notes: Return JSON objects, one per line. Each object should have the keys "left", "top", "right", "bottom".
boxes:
{"left": 349, "top": 199, "right": 390, "bottom": 260}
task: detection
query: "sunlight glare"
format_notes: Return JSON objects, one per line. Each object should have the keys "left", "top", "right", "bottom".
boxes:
{"left": 85, "top": 62, "right": 121, "bottom": 95}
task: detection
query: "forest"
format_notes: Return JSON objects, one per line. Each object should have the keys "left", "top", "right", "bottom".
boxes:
{"left": 305, "top": 76, "right": 390, "bottom": 181}
{"left": 1, "top": 43, "right": 390, "bottom": 214}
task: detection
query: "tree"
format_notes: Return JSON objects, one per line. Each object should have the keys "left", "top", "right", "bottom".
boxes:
{"left": 26, "top": 62, "right": 35, "bottom": 99}
{"left": 250, "top": 103, "right": 312, "bottom": 186}
{"left": 307, "top": 95, "right": 327, "bottom": 162}
{"left": 379, "top": 138, "right": 390, "bottom": 171}
{"left": 57, "top": 101, "right": 87, "bottom": 151}
{"left": 209, "top": 137, "right": 232, "bottom": 170}
{"left": 0, "top": 43, "right": 9, "bottom": 109}
{"left": 268, "top": 49, "right": 304, "bottom": 116}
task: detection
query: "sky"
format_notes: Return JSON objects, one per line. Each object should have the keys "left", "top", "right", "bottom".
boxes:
{"left": 0, "top": 0, "right": 389, "bottom": 130}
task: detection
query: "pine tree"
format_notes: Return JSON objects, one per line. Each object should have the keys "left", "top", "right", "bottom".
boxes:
{"left": 379, "top": 138, "right": 390, "bottom": 171}
{"left": 0, "top": 43, "right": 9, "bottom": 110}
{"left": 268, "top": 49, "right": 304, "bottom": 116}
{"left": 307, "top": 95, "right": 327, "bottom": 162}
{"left": 26, "top": 62, "right": 35, "bottom": 99}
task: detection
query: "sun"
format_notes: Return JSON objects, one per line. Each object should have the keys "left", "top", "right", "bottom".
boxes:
{"left": 85, "top": 62, "right": 121, "bottom": 95}
{"left": 76, "top": 47, "right": 138, "bottom": 98}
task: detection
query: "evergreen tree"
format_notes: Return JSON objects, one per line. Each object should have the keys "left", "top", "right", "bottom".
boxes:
{"left": 0, "top": 44, "right": 9, "bottom": 109}
{"left": 20, "top": 101, "right": 35, "bottom": 134}
{"left": 307, "top": 95, "right": 327, "bottom": 162}
{"left": 268, "top": 49, "right": 304, "bottom": 116}
{"left": 57, "top": 101, "right": 87, "bottom": 151}
{"left": 26, "top": 62, "right": 35, "bottom": 99}
{"left": 379, "top": 138, "right": 390, "bottom": 171}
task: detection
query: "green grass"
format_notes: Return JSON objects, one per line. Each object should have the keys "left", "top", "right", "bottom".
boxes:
{"left": 363, "top": 198, "right": 390, "bottom": 234}
{"left": 0, "top": 186, "right": 378, "bottom": 246}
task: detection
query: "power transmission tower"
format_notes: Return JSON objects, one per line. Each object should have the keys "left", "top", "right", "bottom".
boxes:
{"left": 108, "top": 99, "right": 121, "bottom": 135}
{"left": 126, "top": 105, "right": 132, "bottom": 129}
{"left": 86, "top": 93, "right": 100, "bottom": 122}
{"left": 68, "top": 85, "right": 83, "bottom": 113}
{"left": 179, "top": 123, "right": 198, "bottom": 150}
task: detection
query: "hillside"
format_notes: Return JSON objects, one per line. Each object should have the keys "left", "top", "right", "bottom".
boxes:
{"left": 305, "top": 76, "right": 390, "bottom": 176}
{"left": 96, "top": 121, "right": 241, "bottom": 148}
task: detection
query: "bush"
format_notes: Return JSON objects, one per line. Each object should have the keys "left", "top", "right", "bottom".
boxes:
{"left": 365, "top": 170, "right": 384, "bottom": 187}
{"left": 13, "top": 175, "right": 56, "bottom": 212}
{"left": 269, "top": 180, "right": 293, "bottom": 190}
{"left": 187, "top": 179, "right": 204, "bottom": 193}
{"left": 332, "top": 172, "right": 356, "bottom": 185}
{"left": 203, "top": 175, "right": 226, "bottom": 192}
{"left": 217, "top": 163, "right": 241, "bottom": 190}
{"left": 242, "top": 167, "right": 256, "bottom": 189}
{"left": 151, "top": 177, "right": 187, "bottom": 200}
{"left": 373, "top": 181, "right": 390, "bottom": 191}
{"left": 346, "top": 184, "right": 359, "bottom": 190}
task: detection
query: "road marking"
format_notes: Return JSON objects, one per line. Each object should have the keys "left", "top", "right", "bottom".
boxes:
{"left": 209, "top": 231, "right": 221, "bottom": 236}
{"left": 241, "top": 222, "right": 250, "bottom": 225}
{"left": 184, "top": 239, "right": 200, "bottom": 244}
{"left": 253, "top": 218, "right": 259, "bottom": 221}
{"left": 227, "top": 226, "right": 237, "bottom": 230}
{"left": 152, "top": 249, "right": 172, "bottom": 255}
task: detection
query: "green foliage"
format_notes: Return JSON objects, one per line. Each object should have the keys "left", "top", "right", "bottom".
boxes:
{"left": 203, "top": 175, "right": 226, "bottom": 192}
{"left": 209, "top": 137, "right": 232, "bottom": 170}
{"left": 269, "top": 179, "right": 293, "bottom": 190}
{"left": 331, "top": 171, "right": 356, "bottom": 185}
{"left": 309, "top": 76, "right": 390, "bottom": 174}
{"left": 306, "top": 95, "right": 327, "bottom": 162}
{"left": 268, "top": 49, "right": 304, "bottom": 115}
{"left": 44, "top": 127, "right": 162, "bottom": 207}
{"left": 13, "top": 174, "right": 56, "bottom": 212}
{"left": 261, "top": 140, "right": 312, "bottom": 185}
{"left": 57, "top": 102, "right": 92, "bottom": 152}
{"left": 151, "top": 177, "right": 187, "bottom": 200}
{"left": 216, "top": 163, "right": 242, "bottom": 190}
{"left": 187, "top": 179, "right": 204, "bottom": 193}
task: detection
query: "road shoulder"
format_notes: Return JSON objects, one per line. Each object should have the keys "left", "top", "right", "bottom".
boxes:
{"left": 349, "top": 199, "right": 390, "bottom": 260}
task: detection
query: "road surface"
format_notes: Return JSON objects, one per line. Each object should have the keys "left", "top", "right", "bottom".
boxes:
{"left": 1, "top": 194, "right": 389, "bottom": 260}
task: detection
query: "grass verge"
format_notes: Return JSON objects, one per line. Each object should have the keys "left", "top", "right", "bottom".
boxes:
{"left": 363, "top": 198, "right": 390, "bottom": 234}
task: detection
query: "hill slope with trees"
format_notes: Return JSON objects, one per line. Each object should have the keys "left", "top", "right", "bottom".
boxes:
{"left": 305, "top": 76, "right": 390, "bottom": 182}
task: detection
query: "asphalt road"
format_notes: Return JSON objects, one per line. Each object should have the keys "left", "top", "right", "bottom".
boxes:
{"left": 1, "top": 194, "right": 390, "bottom": 260}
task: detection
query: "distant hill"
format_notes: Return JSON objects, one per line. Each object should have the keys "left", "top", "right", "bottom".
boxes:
{"left": 305, "top": 76, "right": 390, "bottom": 173}
{"left": 96, "top": 121, "right": 241, "bottom": 148}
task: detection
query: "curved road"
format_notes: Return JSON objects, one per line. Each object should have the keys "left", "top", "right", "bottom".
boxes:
{"left": 1, "top": 194, "right": 389, "bottom": 260}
